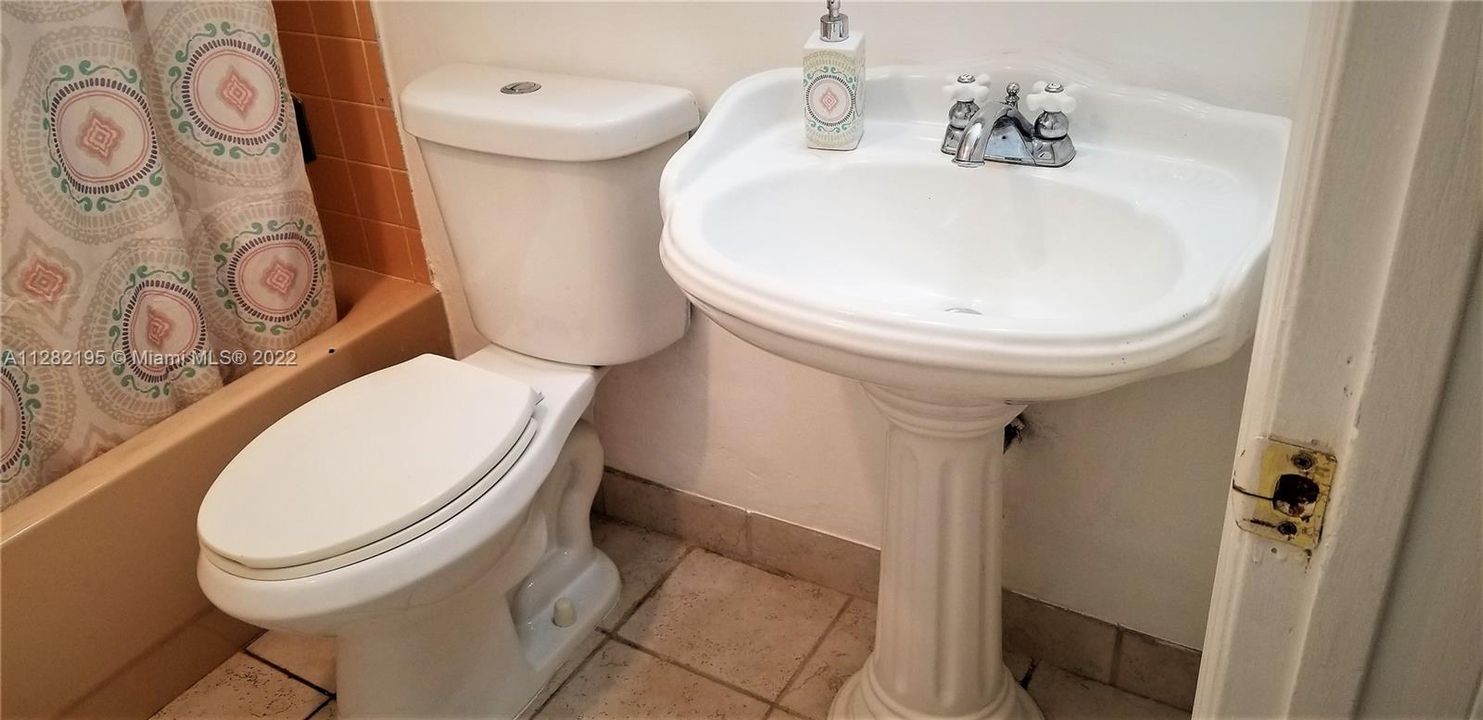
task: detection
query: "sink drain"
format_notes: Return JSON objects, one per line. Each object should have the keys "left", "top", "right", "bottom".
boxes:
{"left": 500, "top": 81, "right": 542, "bottom": 95}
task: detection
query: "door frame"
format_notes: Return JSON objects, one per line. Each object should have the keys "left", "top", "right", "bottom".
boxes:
{"left": 1195, "top": 1, "right": 1481, "bottom": 717}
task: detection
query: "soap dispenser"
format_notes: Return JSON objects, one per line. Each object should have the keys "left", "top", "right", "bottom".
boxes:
{"left": 804, "top": 0, "right": 865, "bottom": 150}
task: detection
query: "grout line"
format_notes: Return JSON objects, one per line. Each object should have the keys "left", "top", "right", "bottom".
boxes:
{"left": 292, "top": 93, "right": 389, "bottom": 112}
{"left": 743, "top": 504, "right": 755, "bottom": 566}
{"left": 317, "top": 208, "right": 416, "bottom": 235}
{"left": 302, "top": 695, "right": 333, "bottom": 720}
{"left": 527, "top": 635, "right": 612, "bottom": 718}
{"left": 243, "top": 648, "right": 336, "bottom": 697}
{"left": 306, "top": 99, "right": 348, "bottom": 170}
{"left": 608, "top": 634, "right": 780, "bottom": 709}
{"left": 312, "top": 149, "right": 405, "bottom": 174}
{"left": 1019, "top": 659, "right": 1039, "bottom": 689}
{"left": 343, "top": 158, "right": 401, "bottom": 173}
{"left": 1108, "top": 627, "right": 1125, "bottom": 687}
{"left": 605, "top": 543, "right": 698, "bottom": 634}
{"left": 599, "top": 465, "right": 657, "bottom": 484}
{"left": 339, "top": 88, "right": 396, "bottom": 174}
{"left": 773, "top": 597, "right": 854, "bottom": 714}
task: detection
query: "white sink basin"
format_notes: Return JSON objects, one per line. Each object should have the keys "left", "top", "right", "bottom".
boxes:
{"left": 659, "top": 64, "right": 1288, "bottom": 720}
{"left": 661, "top": 66, "right": 1288, "bottom": 401}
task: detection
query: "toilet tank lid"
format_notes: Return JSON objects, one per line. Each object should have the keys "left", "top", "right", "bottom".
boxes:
{"left": 400, "top": 64, "right": 700, "bottom": 162}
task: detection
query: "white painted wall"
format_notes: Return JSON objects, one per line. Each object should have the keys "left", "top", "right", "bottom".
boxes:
{"left": 374, "top": 1, "right": 1310, "bottom": 648}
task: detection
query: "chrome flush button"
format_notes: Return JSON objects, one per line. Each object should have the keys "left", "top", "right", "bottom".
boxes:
{"left": 500, "top": 81, "right": 541, "bottom": 95}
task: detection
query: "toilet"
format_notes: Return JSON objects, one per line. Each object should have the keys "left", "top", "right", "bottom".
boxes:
{"left": 195, "top": 65, "right": 698, "bottom": 719}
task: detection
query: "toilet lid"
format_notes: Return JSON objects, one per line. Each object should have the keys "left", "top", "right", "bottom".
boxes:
{"left": 198, "top": 354, "right": 537, "bottom": 570}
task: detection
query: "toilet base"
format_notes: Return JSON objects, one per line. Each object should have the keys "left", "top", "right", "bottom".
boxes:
{"left": 332, "top": 422, "right": 617, "bottom": 719}
{"left": 336, "top": 550, "right": 617, "bottom": 719}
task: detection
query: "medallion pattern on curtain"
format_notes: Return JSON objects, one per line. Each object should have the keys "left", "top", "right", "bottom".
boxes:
{"left": 1, "top": 1, "right": 336, "bottom": 508}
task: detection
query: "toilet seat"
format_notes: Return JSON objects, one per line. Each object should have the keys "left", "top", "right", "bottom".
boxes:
{"left": 198, "top": 354, "right": 539, "bottom": 580}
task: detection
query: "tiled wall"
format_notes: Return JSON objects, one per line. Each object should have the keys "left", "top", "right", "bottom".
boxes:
{"left": 272, "top": 0, "right": 429, "bottom": 283}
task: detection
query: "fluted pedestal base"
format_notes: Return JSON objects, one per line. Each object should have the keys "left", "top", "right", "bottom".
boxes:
{"left": 829, "top": 386, "right": 1043, "bottom": 720}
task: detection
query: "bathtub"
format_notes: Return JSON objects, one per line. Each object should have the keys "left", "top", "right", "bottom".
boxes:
{"left": 0, "top": 264, "right": 453, "bottom": 719}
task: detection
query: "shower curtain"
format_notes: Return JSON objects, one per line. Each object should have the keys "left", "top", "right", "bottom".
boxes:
{"left": 1, "top": 1, "right": 335, "bottom": 508}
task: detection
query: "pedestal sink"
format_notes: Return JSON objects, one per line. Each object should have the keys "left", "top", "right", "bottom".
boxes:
{"left": 659, "top": 65, "right": 1288, "bottom": 720}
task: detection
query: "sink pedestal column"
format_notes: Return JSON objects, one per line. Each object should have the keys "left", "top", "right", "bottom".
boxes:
{"left": 831, "top": 386, "right": 1042, "bottom": 720}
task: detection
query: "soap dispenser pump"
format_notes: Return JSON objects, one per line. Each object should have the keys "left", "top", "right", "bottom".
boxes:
{"left": 804, "top": 0, "right": 865, "bottom": 150}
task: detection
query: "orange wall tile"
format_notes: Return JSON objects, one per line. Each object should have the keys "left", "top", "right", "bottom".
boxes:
{"left": 273, "top": 0, "right": 429, "bottom": 283}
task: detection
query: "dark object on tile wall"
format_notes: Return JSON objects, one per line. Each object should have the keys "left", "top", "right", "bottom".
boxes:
{"left": 294, "top": 95, "right": 317, "bottom": 163}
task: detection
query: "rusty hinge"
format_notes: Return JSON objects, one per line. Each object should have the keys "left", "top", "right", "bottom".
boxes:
{"left": 1232, "top": 437, "right": 1335, "bottom": 550}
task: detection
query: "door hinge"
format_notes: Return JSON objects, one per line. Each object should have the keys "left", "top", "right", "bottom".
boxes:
{"left": 1232, "top": 437, "right": 1335, "bottom": 550}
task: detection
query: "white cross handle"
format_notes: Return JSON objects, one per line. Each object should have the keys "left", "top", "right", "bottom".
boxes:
{"left": 942, "top": 73, "right": 991, "bottom": 104}
{"left": 1024, "top": 81, "right": 1078, "bottom": 115}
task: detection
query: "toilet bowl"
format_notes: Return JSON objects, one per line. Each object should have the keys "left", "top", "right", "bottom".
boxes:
{"left": 200, "top": 346, "right": 613, "bottom": 717}
{"left": 196, "top": 66, "right": 698, "bottom": 719}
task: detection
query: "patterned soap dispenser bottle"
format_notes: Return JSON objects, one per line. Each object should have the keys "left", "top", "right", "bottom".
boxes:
{"left": 804, "top": 0, "right": 865, "bottom": 150}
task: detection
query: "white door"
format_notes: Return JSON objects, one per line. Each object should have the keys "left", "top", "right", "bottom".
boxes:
{"left": 1195, "top": 2, "right": 1482, "bottom": 718}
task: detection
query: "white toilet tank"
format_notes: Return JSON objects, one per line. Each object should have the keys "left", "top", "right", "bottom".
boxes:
{"left": 400, "top": 65, "right": 700, "bottom": 366}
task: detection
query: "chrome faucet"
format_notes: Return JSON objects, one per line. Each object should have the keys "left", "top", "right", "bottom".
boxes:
{"left": 941, "top": 75, "right": 1077, "bottom": 168}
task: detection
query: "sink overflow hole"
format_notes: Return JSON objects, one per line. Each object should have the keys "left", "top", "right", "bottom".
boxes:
{"left": 945, "top": 307, "right": 982, "bottom": 315}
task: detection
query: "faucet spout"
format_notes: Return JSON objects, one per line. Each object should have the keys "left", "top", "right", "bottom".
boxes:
{"left": 952, "top": 107, "right": 1034, "bottom": 167}
{"left": 949, "top": 84, "right": 1035, "bottom": 167}
{"left": 952, "top": 114, "right": 991, "bottom": 167}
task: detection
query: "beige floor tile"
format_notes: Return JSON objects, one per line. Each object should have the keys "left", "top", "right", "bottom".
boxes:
{"left": 1113, "top": 631, "right": 1200, "bottom": 711}
{"left": 538, "top": 641, "right": 769, "bottom": 719}
{"left": 1003, "top": 592, "right": 1118, "bottom": 682}
{"left": 248, "top": 632, "right": 337, "bottom": 691}
{"left": 1028, "top": 665, "right": 1187, "bottom": 719}
{"left": 617, "top": 551, "right": 848, "bottom": 701}
{"left": 767, "top": 709, "right": 809, "bottom": 720}
{"left": 309, "top": 699, "right": 336, "bottom": 719}
{"left": 613, "top": 548, "right": 848, "bottom": 699}
{"left": 777, "top": 600, "right": 873, "bottom": 719}
{"left": 151, "top": 653, "right": 327, "bottom": 719}
{"left": 592, "top": 519, "right": 690, "bottom": 630}
{"left": 519, "top": 632, "right": 608, "bottom": 720}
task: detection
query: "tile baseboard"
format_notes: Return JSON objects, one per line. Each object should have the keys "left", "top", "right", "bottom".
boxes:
{"left": 597, "top": 467, "right": 1201, "bottom": 711}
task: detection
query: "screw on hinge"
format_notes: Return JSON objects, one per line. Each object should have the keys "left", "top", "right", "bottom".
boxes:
{"left": 1291, "top": 452, "right": 1315, "bottom": 470}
